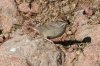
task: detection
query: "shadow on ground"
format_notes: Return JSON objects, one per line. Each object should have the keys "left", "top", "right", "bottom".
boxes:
{"left": 54, "top": 37, "right": 91, "bottom": 46}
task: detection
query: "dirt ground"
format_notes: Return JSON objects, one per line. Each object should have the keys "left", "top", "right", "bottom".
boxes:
{"left": 0, "top": 0, "right": 100, "bottom": 66}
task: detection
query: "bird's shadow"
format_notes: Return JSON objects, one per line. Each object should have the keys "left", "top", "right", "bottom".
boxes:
{"left": 54, "top": 37, "right": 91, "bottom": 46}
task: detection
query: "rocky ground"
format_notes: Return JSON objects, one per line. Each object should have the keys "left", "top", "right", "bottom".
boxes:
{"left": 0, "top": 0, "right": 100, "bottom": 66}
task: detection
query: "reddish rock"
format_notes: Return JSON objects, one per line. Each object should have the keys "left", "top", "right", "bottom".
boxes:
{"left": 74, "top": 10, "right": 89, "bottom": 27}
{"left": 0, "top": 0, "right": 22, "bottom": 33}
{"left": 71, "top": 10, "right": 89, "bottom": 35}
{"left": 30, "top": 2, "right": 39, "bottom": 13}
{"left": 1, "top": 16, "right": 13, "bottom": 33}
{"left": 3, "top": 33, "right": 10, "bottom": 40}
{"left": 0, "top": 55, "right": 28, "bottom": 66}
{"left": 84, "top": 7, "right": 93, "bottom": 16}
{"left": 75, "top": 24, "right": 100, "bottom": 44}
{"left": 74, "top": 10, "right": 100, "bottom": 43}
{"left": 18, "top": 3, "right": 30, "bottom": 13}
{"left": 81, "top": 2, "right": 93, "bottom": 16}
{"left": 0, "top": 35, "right": 4, "bottom": 43}
{"left": 74, "top": 43, "right": 100, "bottom": 66}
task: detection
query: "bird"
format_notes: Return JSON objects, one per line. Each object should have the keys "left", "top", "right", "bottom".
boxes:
{"left": 36, "top": 21, "right": 68, "bottom": 39}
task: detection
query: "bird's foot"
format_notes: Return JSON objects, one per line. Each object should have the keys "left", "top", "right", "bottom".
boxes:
{"left": 44, "top": 38, "right": 54, "bottom": 43}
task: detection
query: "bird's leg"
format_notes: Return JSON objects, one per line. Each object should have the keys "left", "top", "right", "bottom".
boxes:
{"left": 43, "top": 37, "right": 54, "bottom": 43}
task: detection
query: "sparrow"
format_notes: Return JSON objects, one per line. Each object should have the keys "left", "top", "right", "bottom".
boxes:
{"left": 36, "top": 21, "right": 68, "bottom": 39}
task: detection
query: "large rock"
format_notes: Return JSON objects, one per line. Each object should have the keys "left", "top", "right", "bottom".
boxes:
{"left": 72, "top": 10, "right": 100, "bottom": 66}
{"left": 0, "top": 0, "right": 22, "bottom": 33}
{"left": 0, "top": 35, "right": 65, "bottom": 66}
{"left": 75, "top": 24, "right": 100, "bottom": 44}
{"left": 74, "top": 10, "right": 100, "bottom": 44}
{"left": 74, "top": 43, "right": 100, "bottom": 66}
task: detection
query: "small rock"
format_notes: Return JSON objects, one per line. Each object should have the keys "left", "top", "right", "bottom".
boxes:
{"left": 83, "top": 7, "right": 94, "bottom": 16}
{"left": 3, "top": 33, "right": 10, "bottom": 40}
{"left": 0, "top": 35, "right": 4, "bottom": 43}
{"left": 30, "top": 2, "right": 39, "bottom": 13}
{"left": 62, "top": 6, "right": 70, "bottom": 13}
{"left": 18, "top": 3, "right": 30, "bottom": 13}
